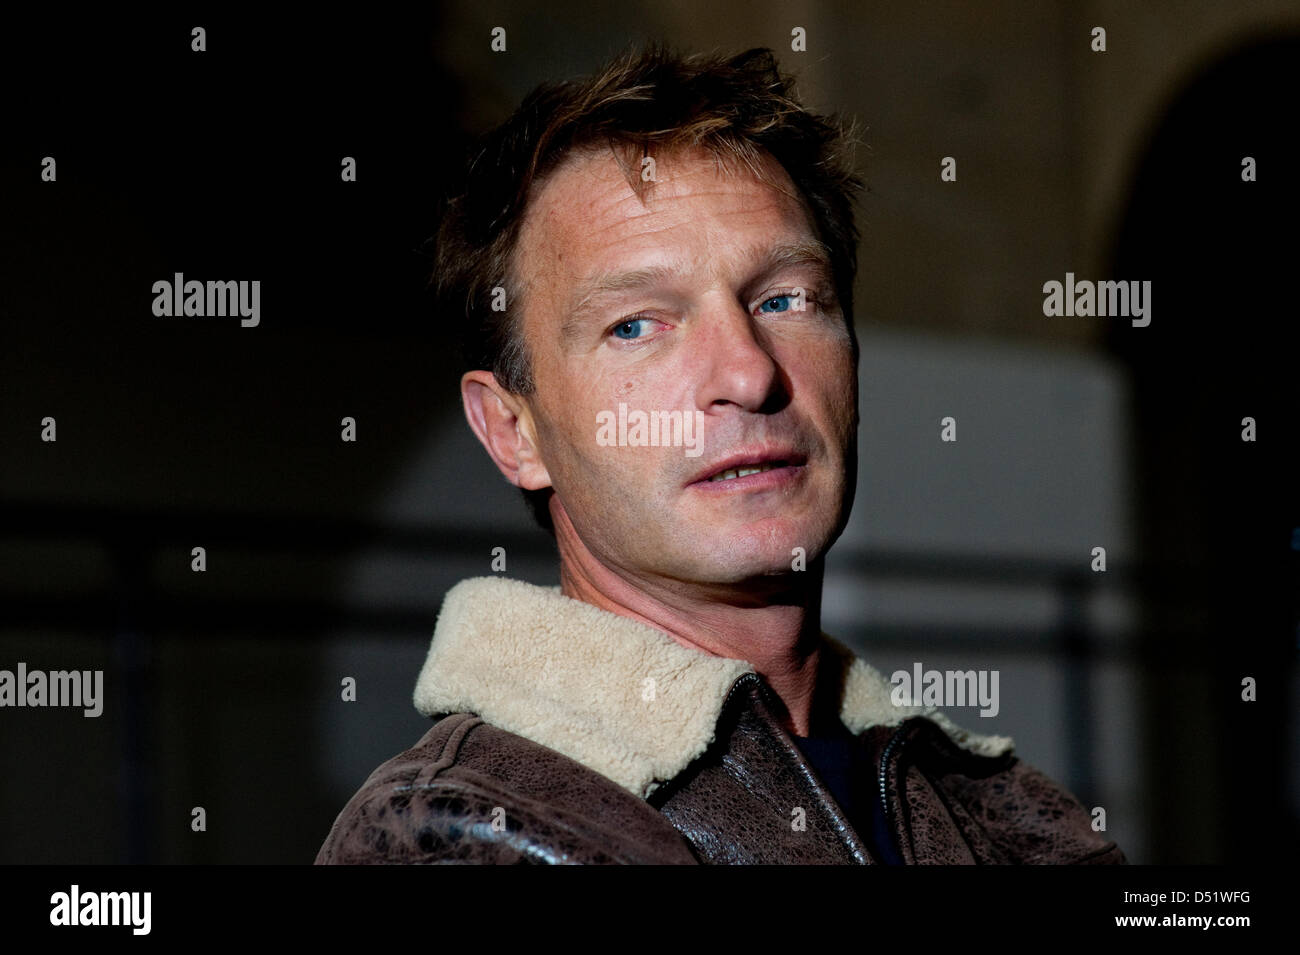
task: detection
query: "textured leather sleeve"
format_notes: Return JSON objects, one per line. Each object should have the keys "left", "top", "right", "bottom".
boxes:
{"left": 315, "top": 713, "right": 698, "bottom": 865}
{"left": 942, "top": 756, "right": 1128, "bottom": 865}
{"left": 923, "top": 748, "right": 1127, "bottom": 864}
{"left": 878, "top": 718, "right": 1126, "bottom": 865}
{"left": 315, "top": 713, "right": 517, "bottom": 864}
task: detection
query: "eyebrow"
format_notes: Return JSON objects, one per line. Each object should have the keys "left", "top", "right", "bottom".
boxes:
{"left": 560, "top": 239, "right": 834, "bottom": 343}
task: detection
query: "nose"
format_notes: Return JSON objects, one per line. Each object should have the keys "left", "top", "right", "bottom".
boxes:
{"left": 693, "top": 297, "right": 787, "bottom": 414}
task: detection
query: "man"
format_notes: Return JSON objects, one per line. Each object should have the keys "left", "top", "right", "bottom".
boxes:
{"left": 316, "top": 45, "right": 1125, "bottom": 865}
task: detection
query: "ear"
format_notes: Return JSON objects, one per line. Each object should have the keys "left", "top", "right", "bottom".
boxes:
{"left": 460, "top": 370, "right": 552, "bottom": 491}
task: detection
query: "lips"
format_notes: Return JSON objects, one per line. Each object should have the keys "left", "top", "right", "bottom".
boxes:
{"left": 687, "top": 448, "right": 808, "bottom": 487}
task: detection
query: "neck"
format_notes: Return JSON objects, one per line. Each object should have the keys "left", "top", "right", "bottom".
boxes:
{"left": 552, "top": 505, "right": 834, "bottom": 738}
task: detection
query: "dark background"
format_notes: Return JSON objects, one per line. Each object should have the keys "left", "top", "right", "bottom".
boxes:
{"left": 1, "top": 3, "right": 1296, "bottom": 864}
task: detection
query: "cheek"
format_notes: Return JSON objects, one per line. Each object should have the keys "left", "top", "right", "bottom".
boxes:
{"left": 796, "top": 342, "right": 856, "bottom": 414}
{"left": 534, "top": 391, "right": 638, "bottom": 493}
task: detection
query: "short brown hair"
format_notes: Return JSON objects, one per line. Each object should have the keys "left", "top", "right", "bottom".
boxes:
{"left": 431, "top": 44, "right": 864, "bottom": 531}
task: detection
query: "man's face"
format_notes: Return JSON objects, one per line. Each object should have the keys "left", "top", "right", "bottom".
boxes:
{"left": 512, "top": 144, "right": 858, "bottom": 585}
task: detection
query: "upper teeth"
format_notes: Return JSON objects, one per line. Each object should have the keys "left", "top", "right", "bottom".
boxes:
{"left": 708, "top": 463, "right": 780, "bottom": 482}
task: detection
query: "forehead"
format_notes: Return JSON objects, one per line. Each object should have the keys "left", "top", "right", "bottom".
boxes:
{"left": 513, "top": 144, "right": 817, "bottom": 293}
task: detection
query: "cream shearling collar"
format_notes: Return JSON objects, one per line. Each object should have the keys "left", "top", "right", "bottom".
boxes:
{"left": 413, "top": 576, "right": 1014, "bottom": 798}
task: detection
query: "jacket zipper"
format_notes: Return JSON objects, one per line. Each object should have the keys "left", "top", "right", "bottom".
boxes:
{"left": 877, "top": 722, "right": 911, "bottom": 858}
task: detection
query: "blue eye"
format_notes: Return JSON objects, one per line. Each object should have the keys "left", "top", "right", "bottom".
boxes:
{"left": 759, "top": 295, "right": 793, "bottom": 313}
{"left": 612, "top": 318, "right": 652, "bottom": 339}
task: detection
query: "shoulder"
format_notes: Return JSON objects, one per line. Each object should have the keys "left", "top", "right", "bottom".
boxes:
{"left": 895, "top": 717, "right": 1127, "bottom": 864}
{"left": 315, "top": 713, "right": 696, "bottom": 865}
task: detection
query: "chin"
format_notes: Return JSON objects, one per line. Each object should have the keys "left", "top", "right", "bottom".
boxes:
{"left": 694, "top": 532, "right": 819, "bottom": 583}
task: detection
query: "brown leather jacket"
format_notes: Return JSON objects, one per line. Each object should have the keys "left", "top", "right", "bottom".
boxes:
{"left": 316, "top": 577, "right": 1125, "bottom": 865}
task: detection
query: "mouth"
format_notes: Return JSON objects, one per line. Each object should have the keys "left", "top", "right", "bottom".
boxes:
{"left": 706, "top": 460, "right": 789, "bottom": 483}
{"left": 688, "top": 450, "right": 808, "bottom": 489}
